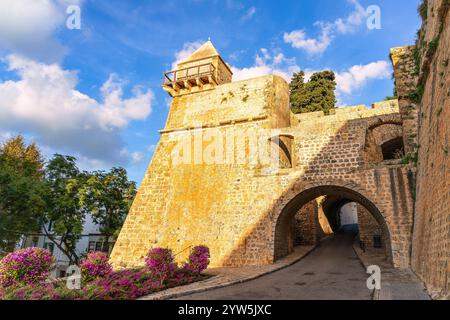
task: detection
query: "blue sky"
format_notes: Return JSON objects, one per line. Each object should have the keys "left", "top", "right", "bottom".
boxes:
{"left": 0, "top": 0, "right": 421, "bottom": 184}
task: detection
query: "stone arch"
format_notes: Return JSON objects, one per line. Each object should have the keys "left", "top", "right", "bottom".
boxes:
{"left": 268, "top": 134, "right": 294, "bottom": 168}
{"left": 271, "top": 180, "right": 393, "bottom": 264}
{"left": 363, "top": 118, "right": 404, "bottom": 163}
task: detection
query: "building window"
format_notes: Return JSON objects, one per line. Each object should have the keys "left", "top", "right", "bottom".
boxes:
{"left": 88, "top": 241, "right": 95, "bottom": 252}
{"left": 373, "top": 235, "right": 382, "bottom": 248}
{"left": 44, "top": 242, "right": 54, "bottom": 255}
{"left": 95, "top": 241, "right": 103, "bottom": 251}
{"left": 59, "top": 270, "right": 66, "bottom": 278}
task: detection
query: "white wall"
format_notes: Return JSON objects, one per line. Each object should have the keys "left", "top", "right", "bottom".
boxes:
{"left": 339, "top": 202, "right": 358, "bottom": 225}
{"left": 22, "top": 215, "right": 103, "bottom": 278}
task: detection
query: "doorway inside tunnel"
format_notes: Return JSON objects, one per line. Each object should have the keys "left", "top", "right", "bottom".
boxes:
{"left": 274, "top": 185, "right": 392, "bottom": 264}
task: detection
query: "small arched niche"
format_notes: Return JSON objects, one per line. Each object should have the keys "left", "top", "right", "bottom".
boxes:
{"left": 381, "top": 137, "right": 404, "bottom": 160}
{"left": 268, "top": 134, "right": 294, "bottom": 169}
{"left": 363, "top": 122, "right": 404, "bottom": 163}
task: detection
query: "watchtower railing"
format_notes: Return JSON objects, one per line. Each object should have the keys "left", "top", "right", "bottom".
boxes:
{"left": 163, "top": 63, "right": 216, "bottom": 85}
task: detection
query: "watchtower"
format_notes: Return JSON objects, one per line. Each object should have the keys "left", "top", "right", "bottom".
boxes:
{"left": 162, "top": 40, "right": 233, "bottom": 97}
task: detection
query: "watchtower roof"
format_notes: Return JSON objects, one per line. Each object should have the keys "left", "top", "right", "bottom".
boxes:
{"left": 179, "top": 40, "right": 220, "bottom": 63}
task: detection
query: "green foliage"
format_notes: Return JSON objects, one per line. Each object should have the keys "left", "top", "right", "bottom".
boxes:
{"left": 290, "top": 70, "right": 337, "bottom": 114}
{"left": 0, "top": 136, "right": 136, "bottom": 264}
{"left": 384, "top": 96, "right": 397, "bottom": 101}
{"left": 408, "top": 84, "right": 425, "bottom": 104}
{"left": 418, "top": 0, "right": 428, "bottom": 21}
{"left": 427, "top": 36, "right": 440, "bottom": 57}
{"left": 80, "top": 167, "right": 136, "bottom": 252}
{"left": 0, "top": 136, "right": 46, "bottom": 254}
{"left": 412, "top": 46, "right": 422, "bottom": 76}
{"left": 400, "top": 154, "right": 418, "bottom": 165}
{"left": 289, "top": 70, "right": 305, "bottom": 94}
{"left": 42, "top": 154, "right": 88, "bottom": 265}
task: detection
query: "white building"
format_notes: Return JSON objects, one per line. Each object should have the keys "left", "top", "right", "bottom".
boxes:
{"left": 20, "top": 216, "right": 116, "bottom": 278}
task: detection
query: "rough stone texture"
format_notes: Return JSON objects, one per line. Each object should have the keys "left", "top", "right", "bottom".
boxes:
{"left": 390, "top": 46, "right": 420, "bottom": 156}
{"left": 406, "top": 0, "right": 449, "bottom": 299}
{"left": 353, "top": 237, "right": 430, "bottom": 300}
{"left": 110, "top": 69, "right": 415, "bottom": 270}
{"left": 293, "top": 201, "right": 317, "bottom": 246}
{"left": 356, "top": 203, "right": 385, "bottom": 252}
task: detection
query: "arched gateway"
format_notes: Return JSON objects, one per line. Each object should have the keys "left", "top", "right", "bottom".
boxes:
{"left": 110, "top": 41, "right": 414, "bottom": 271}
{"left": 272, "top": 184, "right": 392, "bottom": 263}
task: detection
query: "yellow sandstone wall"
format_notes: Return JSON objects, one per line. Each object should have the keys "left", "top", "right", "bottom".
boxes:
{"left": 110, "top": 74, "right": 415, "bottom": 270}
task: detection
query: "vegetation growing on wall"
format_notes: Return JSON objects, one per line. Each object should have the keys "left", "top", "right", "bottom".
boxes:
{"left": 410, "top": 0, "right": 447, "bottom": 104}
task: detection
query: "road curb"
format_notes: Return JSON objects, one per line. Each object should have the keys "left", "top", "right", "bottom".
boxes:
{"left": 351, "top": 236, "right": 379, "bottom": 300}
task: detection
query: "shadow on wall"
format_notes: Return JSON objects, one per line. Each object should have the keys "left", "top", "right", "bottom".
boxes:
{"left": 216, "top": 113, "right": 415, "bottom": 268}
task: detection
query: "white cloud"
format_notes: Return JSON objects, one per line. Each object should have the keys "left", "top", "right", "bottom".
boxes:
{"left": 231, "top": 48, "right": 300, "bottom": 82}
{"left": 284, "top": 0, "right": 369, "bottom": 55}
{"left": 0, "top": 0, "right": 82, "bottom": 62}
{"left": 241, "top": 6, "right": 256, "bottom": 22}
{"left": 0, "top": 54, "right": 153, "bottom": 165}
{"left": 130, "top": 151, "right": 144, "bottom": 164}
{"left": 333, "top": 0, "right": 367, "bottom": 34}
{"left": 335, "top": 60, "right": 391, "bottom": 95}
{"left": 283, "top": 26, "right": 332, "bottom": 55}
{"left": 231, "top": 49, "right": 391, "bottom": 105}
{"left": 171, "top": 41, "right": 204, "bottom": 70}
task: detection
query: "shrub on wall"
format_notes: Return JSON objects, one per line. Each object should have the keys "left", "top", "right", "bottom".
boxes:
{"left": 184, "top": 245, "right": 210, "bottom": 274}
{"left": 80, "top": 251, "right": 113, "bottom": 283}
{"left": 144, "top": 248, "right": 177, "bottom": 284}
{"left": 0, "top": 247, "right": 54, "bottom": 287}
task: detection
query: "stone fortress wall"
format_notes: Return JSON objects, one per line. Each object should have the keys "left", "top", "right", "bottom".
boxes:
{"left": 111, "top": 7, "right": 450, "bottom": 296}
{"left": 391, "top": 0, "right": 449, "bottom": 299}
{"left": 110, "top": 72, "right": 415, "bottom": 270}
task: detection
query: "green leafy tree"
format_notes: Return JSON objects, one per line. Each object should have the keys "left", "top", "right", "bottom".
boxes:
{"left": 81, "top": 167, "right": 136, "bottom": 253}
{"left": 42, "top": 154, "right": 87, "bottom": 265}
{"left": 290, "top": 70, "right": 337, "bottom": 115}
{"left": 0, "top": 136, "right": 46, "bottom": 254}
{"left": 289, "top": 70, "right": 305, "bottom": 95}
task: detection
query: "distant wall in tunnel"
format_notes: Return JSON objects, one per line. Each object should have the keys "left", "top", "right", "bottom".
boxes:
{"left": 339, "top": 202, "right": 358, "bottom": 226}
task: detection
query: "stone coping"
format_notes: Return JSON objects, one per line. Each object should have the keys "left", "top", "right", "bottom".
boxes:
{"left": 139, "top": 245, "right": 315, "bottom": 300}
{"left": 352, "top": 238, "right": 430, "bottom": 300}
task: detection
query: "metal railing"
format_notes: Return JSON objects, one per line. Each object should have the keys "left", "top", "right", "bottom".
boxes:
{"left": 174, "top": 245, "right": 193, "bottom": 257}
{"left": 163, "top": 63, "right": 216, "bottom": 84}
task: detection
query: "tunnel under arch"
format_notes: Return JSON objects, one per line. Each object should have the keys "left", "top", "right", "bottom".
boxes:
{"left": 273, "top": 185, "right": 393, "bottom": 264}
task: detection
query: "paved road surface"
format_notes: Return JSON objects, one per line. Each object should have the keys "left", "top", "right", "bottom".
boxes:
{"left": 178, "top": 233, "right": 372, "bottom": 300}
